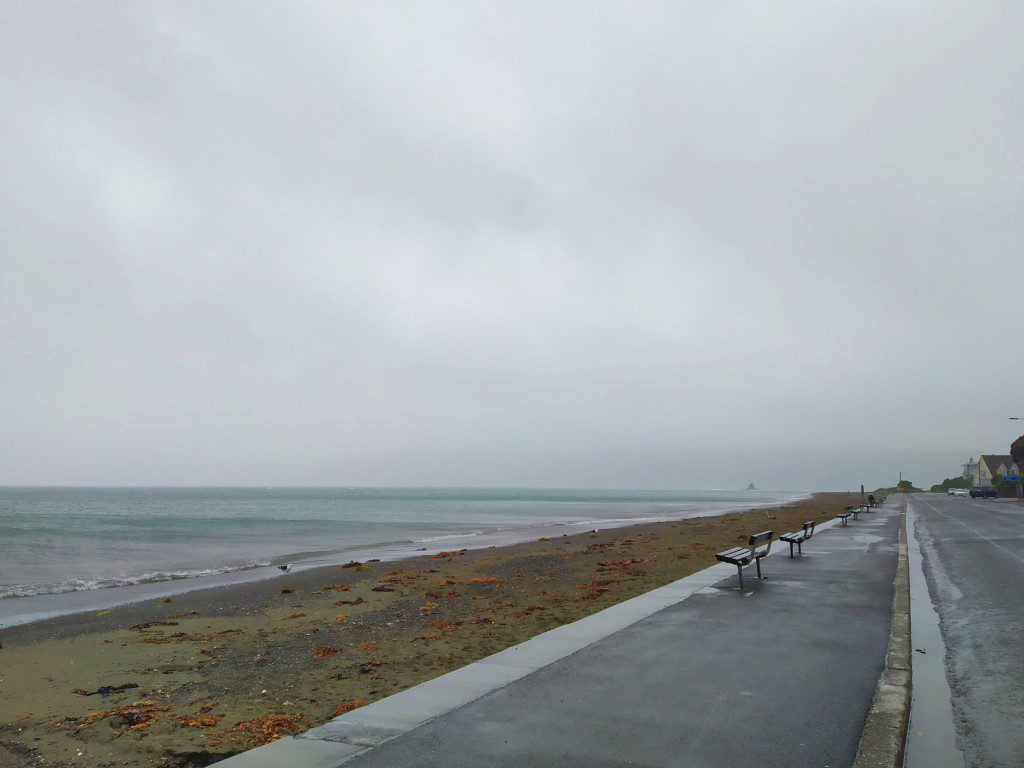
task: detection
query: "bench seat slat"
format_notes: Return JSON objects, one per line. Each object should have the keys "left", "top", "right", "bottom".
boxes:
{"left": 717, "top": 547, "right": 749, "bottom": 557}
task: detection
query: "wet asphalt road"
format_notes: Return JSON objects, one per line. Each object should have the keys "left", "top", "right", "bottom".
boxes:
{"left": 908, "top": 494, "right": 1024, "bottom": 768}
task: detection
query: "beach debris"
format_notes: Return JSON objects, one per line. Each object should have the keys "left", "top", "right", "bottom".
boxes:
{"left": 334, "top": 613, "right": 347, "bottom": 622}
{"left": 130, "top": 621, "right": 178, "bottom": 630}
{"left": 320, "top": 584, "right": 351, "bottom": 591}
{"left": 575, "top": 579, "right": 618, "bottom": 590}
{"left": 163, "top": 597, "right": 173, "bottom": 603}
{"left": 596, "top": 557, "right": 646, "bottom": 576}
{"left": 72, "top": 683, "right": 139, "bottom": 697}
{"left": 334, "top": 597, "right": 365, "bottom": 606}
{"left": 340, "top": 561, "right": 363, "bottom": 569}
{"left": 425, "top": 591, "right": 461, "bottom": 599}
{"left": 278, "top": 564, "right": 293, "bottom": 572}
{"left": 470, "top": 615, "right": 493, "bottom": 624}
{"left": 279, "top": 588, "right": 294, "bottom": 594}
{"left": 357, "top": 642, "right": 380, "bottom": 650}
{"left": 136, "top": 628, "right": 243, "bottom": 644}
{"left": 507, "top": 605, "right": 545, "bottom": 619}
{"left": 278, "top": 612, "right": 306, "bottom": 621}
{"left": 427, "top": 549, "right": 467, "bottom": 559}
{"left": 166, "top": 610, "right": 199, "bottom": 619}
{"left": 331, "top": 699, "right": 366, "bottom": 717}
{"left": 62, "top": 701, "right": 170, "bottom": 732}
{"left": 312, "top": 646, "right": 341, "bottom": 659}
{"left": 427, "top": 619, "right": 461, "bottom": 634}
{"left": 466, "top": 577, "right": 504, "bottom": 585}
{"left": 371, "top": 585, "right": 395, "bottom": 592}
{"left": 232, "top": 712, "right": 310, "bottom": 745}
{"left": 178, "top": 713, "right": 221, "bottom": 728}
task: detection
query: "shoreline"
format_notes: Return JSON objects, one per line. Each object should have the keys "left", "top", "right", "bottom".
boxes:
{"left": 0, "top": 492, "right": 809, "bottom": 629}
{"left": 0, "top": 492, "right": 854, "bottom": 768}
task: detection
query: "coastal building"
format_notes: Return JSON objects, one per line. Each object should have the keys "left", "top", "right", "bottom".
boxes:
{"left": 977, "top": 454, "right": 1019, "bottom": 487}
{"left": 962, "top": 457, "right": 980, "bottom": 483}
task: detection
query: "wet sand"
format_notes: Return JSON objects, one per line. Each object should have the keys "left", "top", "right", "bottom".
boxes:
{"left": 0, "top": 493, "right": 857, "bottom": 767}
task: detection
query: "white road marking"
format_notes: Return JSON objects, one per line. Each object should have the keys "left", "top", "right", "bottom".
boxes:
{"left": 919, "top": 498, "right": 1024, "bottom": 566}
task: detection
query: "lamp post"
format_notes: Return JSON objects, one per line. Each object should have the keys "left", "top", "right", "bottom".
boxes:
{"left": 1011, "top": 418, "right": 1022, "bottom": 501}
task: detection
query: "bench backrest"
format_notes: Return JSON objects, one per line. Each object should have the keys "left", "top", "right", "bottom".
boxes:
{"left": 747, "top": 530, "right": 773, "bottom": 557}
{"left": 803, "top": 520, "right": 815, "bottom": 538}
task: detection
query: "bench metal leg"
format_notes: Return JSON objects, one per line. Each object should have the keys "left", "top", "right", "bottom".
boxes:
{"left": 736, "top": 565, "right": 744, "bottom": 591}
{"left": 797, "top": 541, "right": 803, "bottom": 555}
{"left": 755, "top": 558, "right": 763, "bottom": 579}
{"left": 788, "top": 541, "right": 794, "bottom": 558}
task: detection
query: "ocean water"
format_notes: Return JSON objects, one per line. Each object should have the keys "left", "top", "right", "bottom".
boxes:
{"left": 0, "top": 486, "right": 804, "bottom": 622}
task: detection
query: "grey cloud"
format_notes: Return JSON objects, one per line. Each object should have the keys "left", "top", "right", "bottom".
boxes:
{"left": 1, "top": 1, "right": 1021, "bottom": 490}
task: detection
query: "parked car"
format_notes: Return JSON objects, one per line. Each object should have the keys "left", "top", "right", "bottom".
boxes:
{"left": 969, "top": 487, "right": 998, "bottom": 499}
{"left": 948, "top": 488, "right": 967, "bottom": 496}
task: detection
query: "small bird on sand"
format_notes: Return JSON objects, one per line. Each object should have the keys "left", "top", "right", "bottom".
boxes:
{"left": 278, "top": 564, "right": 293, "bottom": 572}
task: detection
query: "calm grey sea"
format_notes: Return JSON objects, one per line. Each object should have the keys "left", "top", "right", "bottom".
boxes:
{"left": 0, "top": 486, "right": 803, "bottom": 611}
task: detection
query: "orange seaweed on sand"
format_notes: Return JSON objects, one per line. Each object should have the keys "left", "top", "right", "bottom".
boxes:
{"left": 331, "top": 700, "right": 366, "bottom": 717}
{"left": 357, "top": 642, "right": 380, "bottom": 650}
{"left": 334, "top": 613, "right": 347, "bottom": 622}
{"left": 312, "top": 646, "right": 341, "bottom": 660}
{"left": 137, "top": 628, "right": 243, "bottom": 644}
{"left": 507, "top": 605, "right": 545, "bottom": 619}
{"left": 232, "top": 713, "right": 310, "bottom": 746}
{"left": 427, "top": 619, "right": 461, "bottom": 633}
{"left": 427, "top": 550, "right": 459, "bottom": 559}
{"left": 335, "top": 597, "right": 365, "bottom": 606}
{"left": 574, "top": 579, "right": 618, "bottom": 590}
{"left": 178, "top": 714, "right": 220, "bottom": 729}
{"left": 466, "top": 577, "right": 504, "bottom": 584}
{"left": 166, "top": 610, "right": 199, "bottom": 619}
{"left": 320, "top": 584, "right": 351, "bottom": 591}
{"left": 63, "top": 701, "right": 171, "bottom": 733}
{"left": 278, "top": 612, "right": 306, "bottom": 620}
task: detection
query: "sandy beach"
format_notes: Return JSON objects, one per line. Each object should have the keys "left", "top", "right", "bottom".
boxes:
{"left": 0, "top": 493, "right": 857, "bottom": 768}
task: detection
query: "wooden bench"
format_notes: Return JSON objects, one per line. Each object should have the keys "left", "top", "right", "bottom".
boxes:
{"left": 779, "top": 521, "right": 816, "bottom": 557}
{"left": 838, "top": 509, "right": 852, "bottom": 526}
{"left": 716, "top": 530, "right": 773, "bottom": 590}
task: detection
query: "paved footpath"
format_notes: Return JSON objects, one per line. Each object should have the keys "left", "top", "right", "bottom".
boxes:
{"left": 219, "top": 508, "right": 900, "bottom": 768}
{"left": 905, "top": 494, "right": 1024, "bottom": 768}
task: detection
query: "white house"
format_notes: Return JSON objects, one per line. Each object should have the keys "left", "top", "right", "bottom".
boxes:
{"left": 977, "top": 454, "right": 1020, "bottom": 487}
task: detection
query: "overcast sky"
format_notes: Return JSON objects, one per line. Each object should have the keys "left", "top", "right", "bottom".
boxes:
{"left": 1, "top": 2, "right": 1021, "bottom": 490}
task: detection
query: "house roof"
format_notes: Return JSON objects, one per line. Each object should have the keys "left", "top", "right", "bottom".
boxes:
{"left": 980, "top": 454, "right": 1016, "bottom": 471}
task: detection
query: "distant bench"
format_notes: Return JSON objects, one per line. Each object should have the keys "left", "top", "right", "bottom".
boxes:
{"left": 837, "top": 505, "right": 866, "bottom": 526}
{"left": 716, "top": 530, "right": 773, "bottom": 590}
{"left": 779, "top": 521, "right": 815, "bottom": 557}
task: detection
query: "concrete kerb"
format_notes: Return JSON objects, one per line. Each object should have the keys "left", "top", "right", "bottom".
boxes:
{"left": 212, "top": 513, "right": 870, "bottom": 767}
{"left": 853, "top": 504, "right": 911, "bottom": 768}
